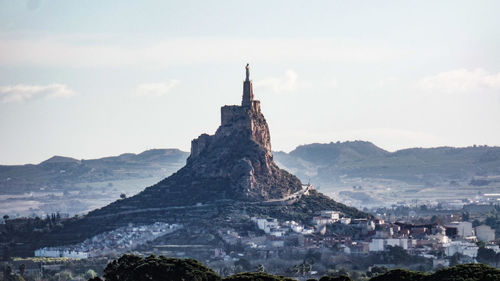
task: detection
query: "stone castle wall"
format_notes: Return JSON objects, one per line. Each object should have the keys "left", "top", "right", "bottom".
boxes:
{"left": 189, "top": 133, "right": 212, "bottom": 160}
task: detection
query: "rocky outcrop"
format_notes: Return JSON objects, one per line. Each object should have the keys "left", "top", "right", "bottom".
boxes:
{"left": 185, "top": 98, "right": 300, "bottom": 201}
{"left": 178, "top": 65, "right": 302, "bottom": 201}
{"left": 96, "top": 65, "right": 302, "bottom": 210}
{"left": 184, "top": 65, "right": 302, "bottom": 200}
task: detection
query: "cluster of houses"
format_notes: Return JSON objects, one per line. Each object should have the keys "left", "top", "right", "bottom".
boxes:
{"left": 35, "top": 222, "right": 181, "bottom": 258}
{"left": 32, "top": 207, "right": 498, "bottom": 269}
{"left": 241, "top": 209, "right": 498, "bottom": 267}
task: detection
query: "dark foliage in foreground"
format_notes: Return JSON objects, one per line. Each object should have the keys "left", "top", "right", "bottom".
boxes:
{"left": 370, "top": 263, "right": 500, "bottom": 281}
{"left": 428, "top": 263, "right": 500, "bottom": 281}
{"left": 318, "top": 276, "right": 353, "bottom": 281}
{"left": 95, "top": 255, "right": 500, "bottom": 281}
{"left": 223, "top": 272, "right": 296, "bottom": 281}
{"left": 369, "top": 269, "right": 427, "bottom": 281}
{"left": 103, "top": 254, "right": 220, "bottom": 281}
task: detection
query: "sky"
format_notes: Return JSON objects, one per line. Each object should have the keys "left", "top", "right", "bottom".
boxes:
{"left": 0, "top": 0, "right": 499, "bottom": 165}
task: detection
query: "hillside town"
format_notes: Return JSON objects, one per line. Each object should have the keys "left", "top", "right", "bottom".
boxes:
{"left": 35, "top": 222, "right": 181, "bottom": 258}
{"left": 29, "top": 202, "right": 499, "bottom": 272}
{"left": 232, "top": 209, "right": 498, "bottom": 269}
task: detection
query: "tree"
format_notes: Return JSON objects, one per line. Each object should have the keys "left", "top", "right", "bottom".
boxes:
{"left": 18, "top": 264, "right": 25, "bottom": 277}
{"left": 104, "top": 254, "right": 220, "bottom": 281}
{"left": 449, "top": 253, "right": 462, "bottom": 267}
{"left": 3, "top": 215, "right": 9, "bottom": 220}
{"left": 367, "top": 266, "right": 388, "bottom": 277}
{"left": 385, "top": 245, "right": 411, "bottom": 264}
{"left": 223, "top": 272, "right": 295, "bottom": 281}
{"left": 3, "top": 265, "right": 12, "bottom": 276}
{"left": 120, "top": 193, "right": 126, "bottom": 199}
{"left": 304, "top": 249, "right": 321, "bottom": 265}
{"left": 369, "top": 269, "right": 426, "bottom": 281}
{"left": 429, "top": 263, "right": 500, "bottom": 281}
{"left": 234, "top": 259, "right": 252, "bottom": 272}
{"left": 477, "top": 247, "right": 496, "bottom": 265}
{"left": 337, "top": 268, "right": 349, "bottom": 277}
{"left": 430, "top": 215, "right": 440, "bottom": 224}
{"left": 319, "top": 276, "right": 352, "bottom": 281}
{"left": 476, "top": 240, "right": 486, "bottom": 248}
{"left": 255, "top": 264, "right": 265, "bottom": 273}
{"left": 52, "top": 271, "right": 73, "bottom": 281}
{"left": 289, "top": 262, "right": 312, "bottom": 277}
{"left": 84, "top": 269, "right": 98, "bottom": 280}
{"left": 462, "top": 212, "right": 470, "bottom": 221}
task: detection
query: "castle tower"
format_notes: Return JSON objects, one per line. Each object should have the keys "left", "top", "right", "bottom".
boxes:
{"left": 242, "top": 63, "right": 254, "bottom": 106}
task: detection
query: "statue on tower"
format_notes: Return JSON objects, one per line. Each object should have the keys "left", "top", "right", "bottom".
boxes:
{"left": 245, "top": 63, "right": 250, "bottom": 81}
{"left": 242, "top": 63, "right": 254, "bottom": 106}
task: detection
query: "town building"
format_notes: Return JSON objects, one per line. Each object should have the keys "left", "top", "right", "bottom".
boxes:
{"left": 475, "top": 224, "right": 495, "bottom": 242}
{"left": 445, "top": 221, "right": 473, "bottom": 238}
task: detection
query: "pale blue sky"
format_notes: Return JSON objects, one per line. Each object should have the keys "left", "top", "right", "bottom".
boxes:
{"left": 1, "top": 0, "right": 499, "bottom": 164}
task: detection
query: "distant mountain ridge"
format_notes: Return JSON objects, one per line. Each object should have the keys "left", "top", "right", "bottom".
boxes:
{"left": 0, "top": 149, "right": 188, "bottom": 194}
{"left": 274, "top": 141, "right": 500, "bottom": 185}
{"left": 288, "top": 140, "right": 388, "bottom": 165}
{"left": 2, "top": 142, "right": 500, "bottom": 195}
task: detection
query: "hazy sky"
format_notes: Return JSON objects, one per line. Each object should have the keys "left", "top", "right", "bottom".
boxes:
{"left": 1, "top": 0, "right": 499, "bottom": 164}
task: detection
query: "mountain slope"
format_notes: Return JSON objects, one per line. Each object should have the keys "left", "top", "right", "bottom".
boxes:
{"left": 274, "top": 143, "right": 500, "bottom": 185}
{"left": 89, "top": 66, "right": 303, "bottom": 213}
{"left": 0, "top": 149, "right": 188, "bottom": 194}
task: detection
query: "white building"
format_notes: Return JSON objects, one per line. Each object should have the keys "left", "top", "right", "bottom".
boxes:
{"left": 291, "top": 224, "right": 304, "bottom": 233}
{"left": 35, "top": 248, "right": 88, "bottom": 258}
{"left": 369, "top": 238, "right": 408, "bottom": 252}
{"left": 270, "top": 227, "right": 286, "bottom": 237}
{"left": 445, "top": 221, "right": 473, "bottom": 237}
{"left": 443, "top": 241, "right": 478, "bottom": 258}
{"left": 302, "top": 227, "right": 315, "bottom": 235}
{"left": 284, "top": 220, "right": 305, "bottom": 233}
{"left": 320, "top": 210, "right": 341, "bottom": 220}
{"left": 340, "top": 218, "right": 351, "bottom": 225}
{"left": 428, "top": 233, "right": 451, "bottom": 244}
{"left": 312, "top": 216, "right": 334, "bottom": 226}
{"left": 253, "top": 218, "right": 279, "bottom": 234}
{"left": 351, "top": 219, "right": 375, "bottom": 231}
{"left": 475, "top": 225, "right": 495, "bottom": 242}
{"left": 369, "top": 239, "right": 385, "bottom": 252}
{"left": 386, "top": 238, "right": 408, "bottom": 250}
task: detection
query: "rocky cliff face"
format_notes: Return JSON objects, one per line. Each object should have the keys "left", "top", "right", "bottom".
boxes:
{"left": 186, "top": 98, "right": 301, "bottom": 201}
{"left": 179, "top": 67, "right": 302, "bottom": 201}
{"left": 99, "top": 66, "right": 302, "bottom": 210}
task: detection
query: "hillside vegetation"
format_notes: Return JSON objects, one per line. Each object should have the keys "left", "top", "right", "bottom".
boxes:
{"left": 90, "top": 255, "right": 500, "bottom": 281}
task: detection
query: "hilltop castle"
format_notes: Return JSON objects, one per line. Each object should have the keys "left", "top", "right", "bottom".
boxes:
{"left": 189, "top": 64, "right": 271, "bottom": 163}
{"left": 180, "top": 64, "right": 302, "bottom": 200}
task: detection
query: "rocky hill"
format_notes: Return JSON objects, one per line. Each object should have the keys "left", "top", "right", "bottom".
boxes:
{"left": 2, "top": 65, "right": 368, "bottom": 253}
{"left": 87, "top": 65, "right": 302, "bottom": 215}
